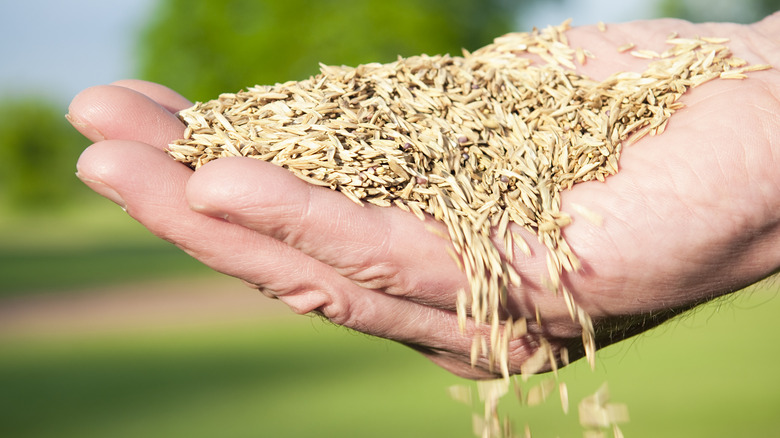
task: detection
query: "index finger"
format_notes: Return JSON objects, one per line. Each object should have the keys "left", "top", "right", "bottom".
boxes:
{"left": 68, "top": 83, "right": 187, "bottom": 148}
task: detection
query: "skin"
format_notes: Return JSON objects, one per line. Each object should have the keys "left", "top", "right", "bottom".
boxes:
{"left": 68, "top": 15, "right": 780, "bottom": 379}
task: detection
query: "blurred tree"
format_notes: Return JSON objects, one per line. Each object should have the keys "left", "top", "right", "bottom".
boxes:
{"left": 0, "top": 99, "right": 86, "bottom": 212}
{"left": 138, "top": 0, "right": 528, "bottom": 102}
{"left": 660, "top": 0, "right": 779, "bottom": 23}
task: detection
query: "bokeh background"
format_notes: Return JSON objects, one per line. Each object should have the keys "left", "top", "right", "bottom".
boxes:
{"left": 1, "top": 1, "right": 779, "bottom": 437}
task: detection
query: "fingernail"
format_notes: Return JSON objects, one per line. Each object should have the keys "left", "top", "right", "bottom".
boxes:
{"left": 75, "top": 172, "right": 126, "bottom": 210}
{"left": 65, "top": 113, "right": 107, "bottom": 142}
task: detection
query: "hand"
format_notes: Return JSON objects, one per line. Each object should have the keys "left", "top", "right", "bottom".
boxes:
{"left": 68, "top": 14, "right": 780, "bottom": 379}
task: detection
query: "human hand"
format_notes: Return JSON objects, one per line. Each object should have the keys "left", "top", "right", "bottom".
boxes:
{"left": 69, "top": 14, "right": 780, "bottom": 379}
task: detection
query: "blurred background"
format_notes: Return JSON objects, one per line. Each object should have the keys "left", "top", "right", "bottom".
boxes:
{"left": 1, "top": 1, "right": 779, "bottom": 437}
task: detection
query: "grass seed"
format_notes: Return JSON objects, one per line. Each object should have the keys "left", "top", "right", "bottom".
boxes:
{"left": 167, "top": 20, "right": 769, "bottom": 438}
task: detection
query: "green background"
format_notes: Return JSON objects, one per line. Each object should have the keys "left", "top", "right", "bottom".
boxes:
{"left": 2, "top": 280, "right": 778, "bottom": 438}
{"left": 1, "top": 1, "right": 779, "bottom": 437}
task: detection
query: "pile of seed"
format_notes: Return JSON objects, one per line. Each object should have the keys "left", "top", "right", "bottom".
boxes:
{"left": 168, "top": 20, "right": 768, "bottom": 437}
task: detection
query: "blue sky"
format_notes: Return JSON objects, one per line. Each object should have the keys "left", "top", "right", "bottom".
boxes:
{"left": 519, "top": 0, "right": 656, "bottom": 30}
{"left": 0, "top": 0, "right": 156, "bottom": 106}
{"left": 0, "top": 0, "right": 658, "bottom": 108}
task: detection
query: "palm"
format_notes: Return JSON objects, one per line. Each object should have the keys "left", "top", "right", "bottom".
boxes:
{"left": 70, "top": 17, "right": 780, "bottom": 379}
{"left": 559, "top": 21, "right": 780, "bottom": 310}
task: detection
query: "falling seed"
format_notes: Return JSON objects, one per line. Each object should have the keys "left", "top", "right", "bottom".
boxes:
{"left": 448, "top": 385, "right": 473, "bottom": 405}
{"left": 526, "top": 377, "right": 556, "bottom": 406}
{"left": 559, "top": 382, "right": 570, "bottom": 414}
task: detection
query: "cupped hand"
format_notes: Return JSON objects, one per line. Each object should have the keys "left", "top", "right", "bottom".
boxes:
{"left": 69, "top": 15, "right": 780, "bottom": 379}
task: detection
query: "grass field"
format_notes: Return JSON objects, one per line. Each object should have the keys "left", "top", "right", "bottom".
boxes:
{"left": 0, "top": 202, "right": 210, "bottom": 296}
{"left": 1, "top": 205, "right": 779, "bottom": 437}
{"left": 1, "top": 286, "right": 778, "bottom": 438}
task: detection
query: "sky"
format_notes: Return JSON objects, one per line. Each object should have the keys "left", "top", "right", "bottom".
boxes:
{"left": 518, "top": 0, "right": 657, "bottom": 29}
{"left": 0, "top": 0, "right": 157, "bottom": 106}
{"left": 0, "top": 0, "right": 660, "bottom": 108}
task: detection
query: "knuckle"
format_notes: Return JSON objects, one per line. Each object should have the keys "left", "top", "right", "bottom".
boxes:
{"left": 320, "top": 297, "right": 356, "bottom": 328}
{"left": 279, "top": 290, "right": 330, "bottom": 316}
{"left": 278, "top": 288, "right": 359, "bottom": 332}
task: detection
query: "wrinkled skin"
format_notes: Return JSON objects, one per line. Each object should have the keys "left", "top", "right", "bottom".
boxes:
{"left": 69, "top": 15, "right": 780, "bottom": 379}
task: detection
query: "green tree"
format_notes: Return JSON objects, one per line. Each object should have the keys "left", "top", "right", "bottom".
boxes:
{"left": 0, "top": 99, "right": 86, "bottom": 212}
{"left": 660, "top": 0, "right": 779, "bottom": 23}
{"left": 138, "top": 0, "right": 524, "bottom": 102}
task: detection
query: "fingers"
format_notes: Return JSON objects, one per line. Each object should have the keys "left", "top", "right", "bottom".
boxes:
{"left": 109, "top": 79, "right": 193, "bottom": 113}
{"left": 186, "top": 156, "right": 469, "bottom": 308}
{"left": 74, "top": 140, "right": 514, "bottom": 378}
{"left": 67, "top": 84, "right": 186, "bottom": 148}
{"left": 76, "top": 141, "right": 322, "bottom": 292}
{"left": 65, "top": 83, "right": 484, "bottom": 370}
{"left": 75, "top": 140, "right": 384, "bottom": 320}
